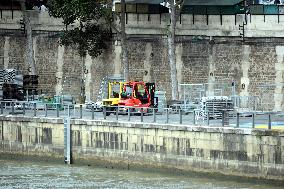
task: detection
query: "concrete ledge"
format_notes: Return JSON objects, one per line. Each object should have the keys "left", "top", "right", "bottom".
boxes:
{"left": 1, "top": 115, "right": 283, "bottom": 136}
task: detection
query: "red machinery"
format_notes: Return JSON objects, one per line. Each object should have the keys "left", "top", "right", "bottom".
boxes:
{"left": 118, "top": 81, "right": 157, "bottom": 112}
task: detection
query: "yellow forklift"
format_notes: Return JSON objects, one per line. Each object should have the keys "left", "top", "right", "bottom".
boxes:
{"left": 102, "top": 81, "right": 125, "bottom": 115}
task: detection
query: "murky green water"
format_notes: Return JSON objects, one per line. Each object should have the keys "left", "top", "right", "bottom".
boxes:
{"left": 0, "top": 160, "right": 282, "bottom": 189}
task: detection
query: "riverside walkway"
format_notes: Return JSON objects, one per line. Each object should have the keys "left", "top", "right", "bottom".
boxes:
{"left": 1, "top": 101, "right": 284, "bottom": 129}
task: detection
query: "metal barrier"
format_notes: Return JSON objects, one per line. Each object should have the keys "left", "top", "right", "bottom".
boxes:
{"left": 0, "top": 101, "right": 283, "bottom": 130}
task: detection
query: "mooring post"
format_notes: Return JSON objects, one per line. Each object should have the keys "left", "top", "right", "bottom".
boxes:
{"left": 222, "top": 110, "right": 225, "bottom": 127}
{"left": 153, "top": 108, "right": 156, "bottom": 123}
{"left": 11, "top": 102, "right": 15, "bottom": 115}
{"left": 64, "top": 117, "right": 71, "bottom": 164}
{"left": 91, "top": 105, "right": 94, "bottom": 120}
{"left": 252, "top": 113, "right": 255, "bottom": 128}
{"left": 193, "top": 110, "right": 196, "bottom": 125}
{"left": 179, "top": 109, "right": 182, "bottom": 124}
{"left": 79, "top": 105, "right": 82, "bottom": 119}
{"left": 22, "top": 103, "right": 25, "bottom": 115}
{"left": 33, "top": 103, "right": 36, "bottom": 117}
{"left": 236, "top": 113, "right": 240, "bottom": 128}
{"left": 44, "top": 104, "right": 47, "bottom": 117}
{"left": 166, "top": 109, "right": 169, "bottom": 124}
{"left": 116, "top": 107, "right": 119, "bottom": 121}
{"left": 207, "top": 111, "right": 209, "bottom": 126}
{"left": 140, "top": 108, "right": 144, "bottom": 122}
{"left": 56, "top": 104, "right": 60, "bottom": 117}
{"left": 103, "top": 106, "right": 106, "bottom": 120}
{"left": 0, "top": 102, "right": 3, "bottom": 115}
{"left": 268, "top": 114, "right": 272, "bottom": 130}
{"left": 127, "top": 107, "right": 130, "bottom": 121}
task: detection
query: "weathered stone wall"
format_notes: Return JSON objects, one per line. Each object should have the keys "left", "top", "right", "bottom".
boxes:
{"left": 1, "top": 33, "right": 284, "bottom": 110}
{"left": 0, "top": 116, "right": 283, "bottom": 181}
{"left": 1, "top": 11, "right": 284, "bottom": 110}
{"left": 125, "top": 37, "right": 284, "bottom": 111}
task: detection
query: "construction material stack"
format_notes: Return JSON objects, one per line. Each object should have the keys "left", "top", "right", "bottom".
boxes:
{"left": 0, "top": 69, "right": 24, "bottom": 100}
{"left": 154, "top": 91, "right": 166, "bottom": 113}
{"left": 199, "top": 96, "right": 234, "bottom": 119}
{"left": 23, "top": 75, "right": 38, "bottom": 99}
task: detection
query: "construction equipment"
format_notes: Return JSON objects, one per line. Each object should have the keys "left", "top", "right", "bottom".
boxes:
{"left": 102, "top": 81, "right": 125, "bottom": 115}
{"left": 117, "top": 81, "right": 157, "bottom": 113}
{"left": 97, "top": 75, "right": 124, "bottom": 102}
{"left": 86, "top": 75, "right": 124, "bottom": 111}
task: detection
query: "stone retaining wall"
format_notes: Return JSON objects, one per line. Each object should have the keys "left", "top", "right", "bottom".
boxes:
{"left": 0, "top": 116, "right": 283, "bottom": 181}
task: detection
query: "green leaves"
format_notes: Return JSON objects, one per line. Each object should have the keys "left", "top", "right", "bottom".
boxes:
{"left": 48, "top": 0, "right": 112, "bottom": 24}
{"left": 60, "top": 23, "right": 111, "bottom": 57}
{"left": 47, "top": 0, "right": 112, "bottom": 57}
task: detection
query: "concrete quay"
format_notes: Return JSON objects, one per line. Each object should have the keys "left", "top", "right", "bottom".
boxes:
{"left": 0, "top": 115, "right": 283, "bottom": 182}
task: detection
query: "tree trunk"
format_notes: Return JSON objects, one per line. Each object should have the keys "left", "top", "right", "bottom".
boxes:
{"left": 120, "top": 0, "right": 129, "bottom": 81}
{"left": 168, "top": 0, "right": 179, "bottom": 101}
{"left": 20, "top": 0, "right": 36, "bottom": 75}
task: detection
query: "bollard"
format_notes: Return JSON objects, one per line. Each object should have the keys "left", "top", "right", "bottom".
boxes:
{"left": 252, "top": 113, "right": 255, "bottom": 128}
{"left": 79, "top": 105, "right": 82, "bottom": 119}
{"left": 127, "top": 107, "right": 131, "bottom": 121}
{"left": 116, "top": 107, "right": 119, "bottom": 121}
{"left": 140, "top": 108, "right": 143, "bottom": 122}
{"left": 193, "top": 110, "right": 196, "bottom": 125}
{"left": 222, "top": 110, "right": 225, "bottom": 127}
{"left": 45, "top": 104, "right": 48, "bottom": 117}
{"left": 103, "top": 106, "right": 106, "bottom": 120}
{"left": 179, "top": 109, "right": 182, "bottom": 124}
{"left": 56, "top": 104, "right": 60, "bottom": 117}
{"left": 236, "top": 113, "right": 240, "bottom": 128}
{"left": 166, "top": 109, "right": 169, "bottom": 124}
{"left": 92, "top": 105, "right": 95, "bottom": 120}
{"left": 0, "top": 102, "right": 3, "bottom": 114}
{"left": 22, "top": 103, "right": 25, "bottom": 116}
{"left": 153, "top": 109, "right": 156, "bottom": 123}
{"left": 11, "top": 102, "right": 15, "bottom": 115}
{"left": 33, "top": 103, "right": 36, "bottom": 117}
{"left": 207, "top": 111, "right": 209, "bottom": 126}
{"left": 268, "top": 114, "right": 272, "bottom": 130}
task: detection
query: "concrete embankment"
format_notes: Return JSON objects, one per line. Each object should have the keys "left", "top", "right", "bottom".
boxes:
{"left": 0, "top": 115, "right": 283, "bottom": 181}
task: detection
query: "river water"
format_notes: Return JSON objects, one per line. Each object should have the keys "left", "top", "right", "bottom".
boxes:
{"left": 0, "top": 160, "right": 282, "bottom": 189}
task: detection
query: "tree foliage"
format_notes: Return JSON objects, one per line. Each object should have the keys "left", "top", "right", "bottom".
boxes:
{"left": 47, "top": 0, "right": 112, "bottom": 57}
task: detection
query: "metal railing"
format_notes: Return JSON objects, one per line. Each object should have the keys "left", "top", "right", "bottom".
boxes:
{"left": 0, "top": 101, "right": 283, "bottom": 130}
